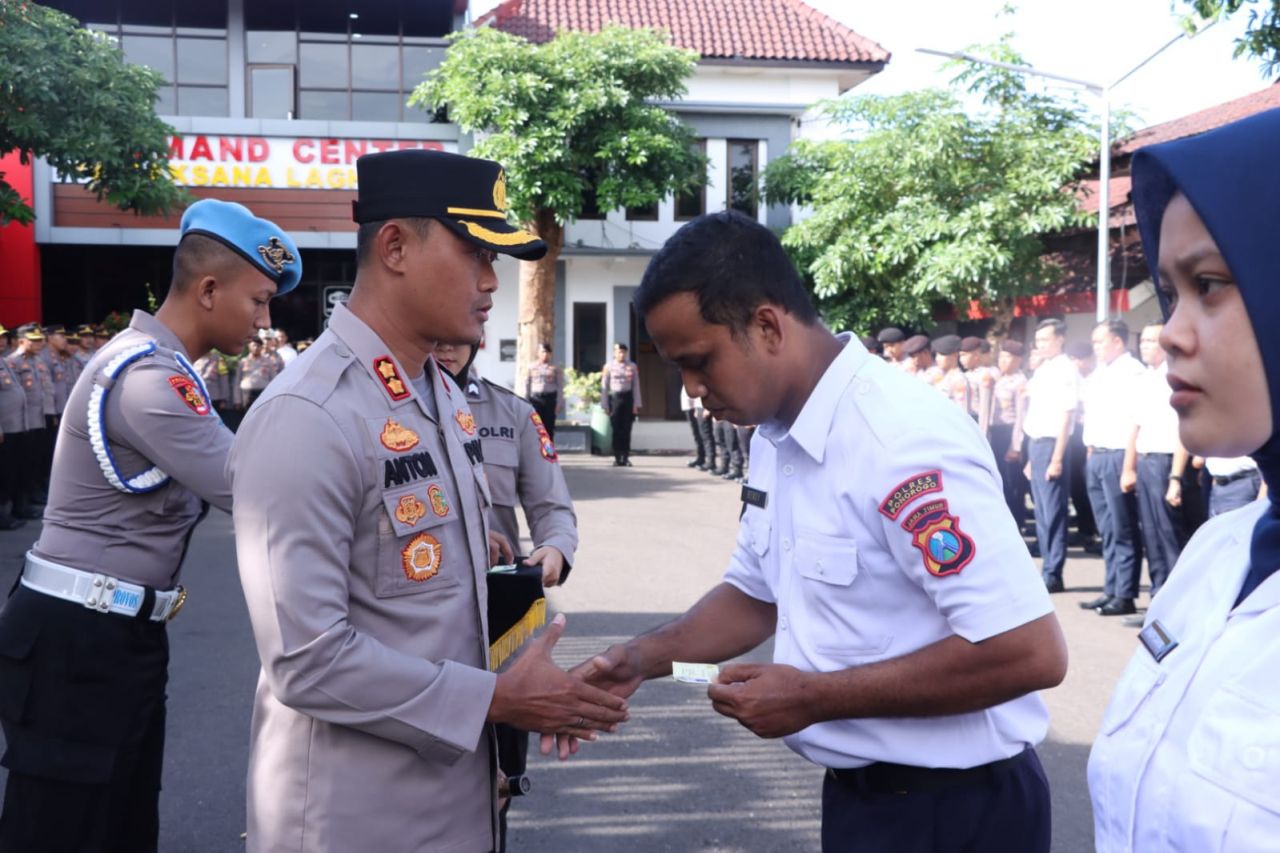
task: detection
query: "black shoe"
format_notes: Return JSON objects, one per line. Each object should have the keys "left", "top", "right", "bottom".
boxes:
{"left": 1045, "top": 579, "right": 1065, "bottom": 593}
{"left": 613, "top": 458, "right": 623, "bottom": 466}
{"left": 710, "top": 467, "right": 727, "bottom": 477}
{"left": 1097, "top": 598, "right": 1137, "bottom": 616}
{"left": 687, "top": 459, "right": 704, "bottom": 468}
{"left": 1084, "top": 538, "right": 1103, "bottom": 555}
{"left": 623, "top": 458, "right": 633, "bottom": 467}
{"left": 1080, "top": 594, "right": 1111, "bottom": 610}
{"left": 1121, "top": 614, "right": 1145, "bottom": 628}
{"left": 13, "top": 507, "right": 42, "bottom": 520}
{"left": 722, "top": 469, "right": 742, "bottom": 481}
{"left": 0, "top": 516, "right": 26, "bottom": 530}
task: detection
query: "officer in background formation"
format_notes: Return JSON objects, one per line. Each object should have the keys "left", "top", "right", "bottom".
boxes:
{"left": 230, "top": 150, "right": 627, "bottom": 853}
{"left": 234, "top": 337, "right": 280, "bottom": 410}
{"left": 435, "top": 341, "right": 579, "bottom": 852}
{"left": 1121, "top": 322, "right": 1187, "bottom": 614}
{"left": 1201, "top": 455, "right": 1263, "bottom": 515}
{"left": 524, "top": 342, "right": 563, "bottom": 441}
{"left": 0, "top": 324, "right": 29, "bottom": 530}
{"left": 1079, "top": 321, "right": 1147, "bottom": 617}
{"left": 193, "top": 349, "right": 233, "bottom": 414}
{"left": 602, "top": 341, "right": 641, "bottom": 467}
{"left": 73, "top": 325, "right": 96, "bottom": 368}
{"left": 6, "top": 325, "right": 52, "bottom": 508}
{"left": 0, "top": 199, "right": 300, "bottom": 853}
{"left": 990, "top": 340, "right": 1030, "bottom": 531}
{"left": 960, "top": 337, "right": 999, "bottom": 434}
{"left": 273, "top": 328, "right": 298, "bottom": 365}
{"left": 1065, "top": 341, "right": 1101, "bottom": 552}
{"left": 1023, "top": 318, "right": 1080, "bottom": 593}
{"left": 680, "top": 385, "right": 708, "bottom": 469}
{"left": 902, "top": 333, "right": 939, "bottom": 381}
{"left": 877, "top": 327, "right": 905, "bottom": 366}
{"left": 932, "top": 334, "right": 970, "bottom": 411}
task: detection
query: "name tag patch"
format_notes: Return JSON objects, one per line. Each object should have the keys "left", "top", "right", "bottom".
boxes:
{"left": 879, "top": 470, "right": 943, "bottom": 520}
{"left": 901, "top": 499, "right": 975, "bottom": 577}
{"left": 1138, "top": 619, "right": 1178, "bottom": 662}
{"left": 384, "top": 451, "right": 439, "bottom": 488}
{"left": 740, "top": 485, "right": 768, "bottom": 510}
{"left": 464, "top": 438, "right": 484, "bottom": 466}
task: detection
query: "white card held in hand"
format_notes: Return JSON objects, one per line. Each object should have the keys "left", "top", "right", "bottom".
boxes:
{"left": 672, "top": 662, "right": 720, "bottom": 684}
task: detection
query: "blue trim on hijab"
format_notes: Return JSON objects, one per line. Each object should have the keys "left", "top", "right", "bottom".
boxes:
{"left": 1130, "top": 107, "right": 1280, "bottom": 606}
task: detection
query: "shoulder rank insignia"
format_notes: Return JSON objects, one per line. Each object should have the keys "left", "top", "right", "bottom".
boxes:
{"left": 168, "top": 375, "right": 210, "bottom": 415}
{"left": 257, "top": 236, "right": 297, "bottom": 275}
{"left": 455, "top": 409, "right": 476, "bottom": 436}
{"left": 878, "top": 470, "right": 943, "bottom": 521}
{"left": 901, "top": 499, "right": 975, "bottom": 578}
{"left": 428, "top": 483, "right": 450, "bottom": 517}
{"left": 373, "top": 356, "right": 410, "bottom": 401}
{"left": 530, "top": 412, "right": 558, "bottom": 461}
{"left": 402, "top": 532, "right": 442, "bottom": 582}
{"left": 395, "top": 494, "right": 427, "bottom": 526}
{"left": 380, "top": 417, "right": 420, "bottom": 452}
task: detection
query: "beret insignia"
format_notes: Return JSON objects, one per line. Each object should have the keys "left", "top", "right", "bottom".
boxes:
{"left": 257, "top": 236, "right": 296, "bottom": 276}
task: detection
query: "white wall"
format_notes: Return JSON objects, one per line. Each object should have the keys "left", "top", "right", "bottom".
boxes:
{"left": 684, "top": 66, "right": 843, "bottom": 107}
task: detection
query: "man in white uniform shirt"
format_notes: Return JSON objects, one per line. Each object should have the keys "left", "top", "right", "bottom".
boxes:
{"left": 1080, "top": 321, "right": 1149, "bottom": 616}
{"left": 1121, "top": 324, "right": 1187, "bottom": 609}
{"left": 1023, "top": 319, "right": 1079, "bottom": 592}
{"left": 1204, "top": 455, "right": 1263, "bottom": 515}
{"left": 574, "top": 210, "right": 1067, "bottom": 853}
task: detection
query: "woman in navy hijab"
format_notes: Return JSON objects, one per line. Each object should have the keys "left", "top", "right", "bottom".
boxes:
{"left": 1088, "top": 108, "right": 1280, "bottom": 850}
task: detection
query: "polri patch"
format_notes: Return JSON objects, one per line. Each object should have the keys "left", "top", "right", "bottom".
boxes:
{"left": 455, "top": 409, "right": 477, "bottom": 436}
{"left": 380, "top": 417, "right": 420, "bottom": 452}
{"left": 395, "top": 494, "right": 427, "bottom": 526}
{"left": 901, "top": 499, "right": 975, "bottom": 578}
{"left": 402, "top": 532, "right": 442, "bottom": 582}
{"left": 373, "top": 356, "right": 410, "bottom": 401}
{"left": 530, "top": 412, "right": 558, "bottom": 461}
{"left": 879, "top": 470, "right": 943, "bottom": 521}
{"left": 428, "top": 484, "right": 450, "bottom": 518}
{"left": 168, "top": 375, "right": 210, "bottom": 415}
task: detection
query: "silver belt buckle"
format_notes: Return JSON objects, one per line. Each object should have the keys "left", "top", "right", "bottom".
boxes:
{"left": 84, "top": 573, "right": 116, "bottom": 614}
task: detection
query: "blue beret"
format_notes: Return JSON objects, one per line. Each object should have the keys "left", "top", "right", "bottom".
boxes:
{"left": 179, "top": 199, "right": 302, "bottom": 295}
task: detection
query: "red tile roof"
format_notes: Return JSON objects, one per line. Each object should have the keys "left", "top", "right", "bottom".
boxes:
{"left": 478, "top": 0, "right": 890, "bottom": 65}
{"left": 1115, "top": 82, "right": 1280, "bottom": 156}
{"left": 1075, "top": 176, "right": 1135, "bottom": 227}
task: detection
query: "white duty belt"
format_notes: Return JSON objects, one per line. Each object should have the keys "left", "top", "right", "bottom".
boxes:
{"left": 20, "top": 551, "right": 186, "bottom": 622}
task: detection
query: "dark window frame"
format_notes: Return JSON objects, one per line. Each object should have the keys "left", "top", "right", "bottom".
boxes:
{"left": 675, "top": 138, "right": 708, "bottom": 221}
{"left": 727, "top": 138, "right": 760, "bottom": 219}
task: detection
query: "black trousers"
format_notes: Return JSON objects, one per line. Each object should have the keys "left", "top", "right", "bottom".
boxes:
{"left": 0, "top": 433, "right": 19, "bottom": 514}
{"left": 1067, "top": 425, "right": 1096, "bottom": 537}
{"left": 1135, "top": 453, "right": 1182, "bottom": 597}
{"left": 821, "top": 749, "right": 1050, "bottom": 853}
{"left": 529, "top": 392, "right": 558, "bottom": 441}
{"left": 495, "top": 722, "right": 528, "bottom": 853}
{"left": 698, "top": 414, "right": 716, "bottom": 468}
{"left": 685, "top": 409, "right": 706, "bottom": 463}
{"left": 714, "top": 419, "right": 741, "bottom": 473}
{"left": 989, "top": 424, "right": 1028, "bottom": 529}
{"left": 14, "top": 429, "right": 45, "bottom": 509}
{"left": 0, "top": 585, "right": 169, "bottom": 853}
{"left": 608, "top": 391, "right": 634, "bottom": 460}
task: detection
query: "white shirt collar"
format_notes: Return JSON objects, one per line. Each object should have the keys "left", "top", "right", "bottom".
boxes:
{"left": 757, "top": 332, "right": 868, "bottom": 463}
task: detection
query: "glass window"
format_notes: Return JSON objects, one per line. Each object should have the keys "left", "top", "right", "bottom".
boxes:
{"left": 246, "top": 31, "right": 297, "bottom": 64}
{"left": 178, "top": 86, "right": 228, "bottom": 116}
{"left": 249, "top": 66, "right": 295, "bottom": 119}
{"left": 174, "top": 0, "right": 225, "bottom": 29}
{"left": 299, "top": 0, "right": 349, "bottom": 35}
{"left": 121, "top": 0, "right": 172, "bottom": 27}
{"left": 727, "top": 140, "right": 759, "bottom": 218}
{"left": 245, "top": 1, "right": 296, "bottom": 30}
{"left": 299, "top": 90, "right": 349, "bottom": 120}
{"left": 351, "top": 4, "right": 399, "bottom": 36}
{"left": 403, "top": 44, "right": 445, "bottom": 90}
{"left": 625, "top": 201, "right": 659, "bottom": 221}
{"left": 154, "top": 85, "right": 176, "bottom": 115}
{"left": 351, "top": 43, "right": 399, "bottom": 90}
{"left": 676, "top": 139, "right": 707, "bottom": 220}
{"left": 352, "top": 92, "right": 403, "bottom": 122}
{"left": 176, "top": 37, "right": 227, "bottom": 85}
{"left": 299, "top": 42, "right": 348, "bottom": 88}
{"left": 122, "top": 34, "right": 175, "bottom": 81}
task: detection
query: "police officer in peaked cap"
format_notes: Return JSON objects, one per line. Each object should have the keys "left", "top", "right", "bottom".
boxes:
{"left": 229, "top": 149, "right": 628, "bottom": 853}
{"left": 0, "top": 199, "right": 300, "bottom": 853}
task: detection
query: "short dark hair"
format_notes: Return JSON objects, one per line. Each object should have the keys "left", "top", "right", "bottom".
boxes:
{"left": 171, "top": 233, "right": 246, "bottom": 293}
{"left": 614, "top": 342, "right": 628, "bottom": 352}
{"left": 355, "top": 217, "right": 433, "bottom": 267}
{"left": 1096, "top": 319, "right": 1130, "bottom": 344}
{"left": 634, "top": 210, "right": 818, "bottom": 336}
{"left": 538, "top": 342, "right": 551, "bottom": 353}
{"left": 1035, "top": 318, "right": 1067, "bottom": 338}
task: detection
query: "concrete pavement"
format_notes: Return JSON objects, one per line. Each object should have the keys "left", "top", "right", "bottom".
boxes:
{"left": 0, "top": 455, "right": 1144, "bottom": 851}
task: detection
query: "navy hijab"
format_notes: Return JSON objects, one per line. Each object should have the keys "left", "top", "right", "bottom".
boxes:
{"left": 1131, "top": 107, "right": 1280, "bottom": 605}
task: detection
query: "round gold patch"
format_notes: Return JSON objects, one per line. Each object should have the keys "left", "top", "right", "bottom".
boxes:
{"left": 402, "top": 532, "right": 442, "bottom": 582}
{"left": 493, "top": 170, "right": 507, "bottom": 211}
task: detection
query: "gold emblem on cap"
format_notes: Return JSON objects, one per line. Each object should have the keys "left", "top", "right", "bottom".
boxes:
{"left": 257, "top": 236, "right": 296, "bottom": 275}
{"left": 493, "top": 170, "right": 508, "bottom": 212}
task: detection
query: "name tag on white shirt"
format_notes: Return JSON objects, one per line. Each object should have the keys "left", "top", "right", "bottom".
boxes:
{"left": 1138, "top": 619, "right": 1178, "bottom": 663}
{"left": 740, "top": 485, "right": 768, "bottom": 509}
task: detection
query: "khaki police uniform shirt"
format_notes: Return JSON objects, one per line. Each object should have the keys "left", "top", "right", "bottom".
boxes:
{"left": 601, "top": 359, "right": 642, "bottom": 408}
{"left": 524, "top": 361, "right": 562, "bottom": 398}
{"left": 37, "top": 349, "right": 71, "bottom": 415}
{"left": 0, "top": 356, "right": 27, "bottom": 438}
{"left": 230, "top": 304, "right": 498, "bottom": 853}
{"left": 32, "top": 311, "right": 233, "bottom": 588}
{"left": 7, "top": 350, "right": 53, "bottom": 421}
{"left": 195, "top": 352, "right": 231, "bottom": 404}
{"left": 464, "top": 370, "right": 577, "bottom": 561}
{"left": 938, "top": 366, "right": 971, "bottom": 411}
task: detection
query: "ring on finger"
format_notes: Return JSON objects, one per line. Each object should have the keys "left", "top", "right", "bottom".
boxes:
{"left": 574, "top": 716, "right": 586, "bottom": 729}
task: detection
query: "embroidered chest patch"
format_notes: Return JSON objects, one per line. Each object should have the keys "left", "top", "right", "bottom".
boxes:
{"left": 901, "top": 499, "right": 975, "bottom": 577}
{"left": 427, "top": 483, "right": 450, "bottom": 517}
{"left": 395, "top": 494, "right": 427, "bottom": 526}
{"left": 402, "top": 532, "right": 442, "bottom": 581}
{"left": 167, "top": 375, "right": 210, "bottom": 415}
{"left": 373, "top": 356, "right": 409, "bottom": 401}
{"left": 380, "top": 417, "right": 420, "bottom": 452}
{"left": 878, "top": 470, "right": 943, "bottom": 520}
{"left": 455, "top": 409, "right": 476, "bottom": 436}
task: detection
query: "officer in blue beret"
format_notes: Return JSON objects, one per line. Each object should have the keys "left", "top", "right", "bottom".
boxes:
{"left": 0, "top": 198, "right": 299, "bottom": 853}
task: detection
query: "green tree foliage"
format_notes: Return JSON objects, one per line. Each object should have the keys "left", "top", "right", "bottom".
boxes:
{"left": 410, "top": 25, "right": 705, "bottom": 380}
{"left": 0, "top": 2, "right": 185, "bottom": 225}
{"left": 763, "top": 42, "right": 1100, "bottom": 333}
{"left": 1183, "top": 0, "right": 1280, "bottom": 73}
